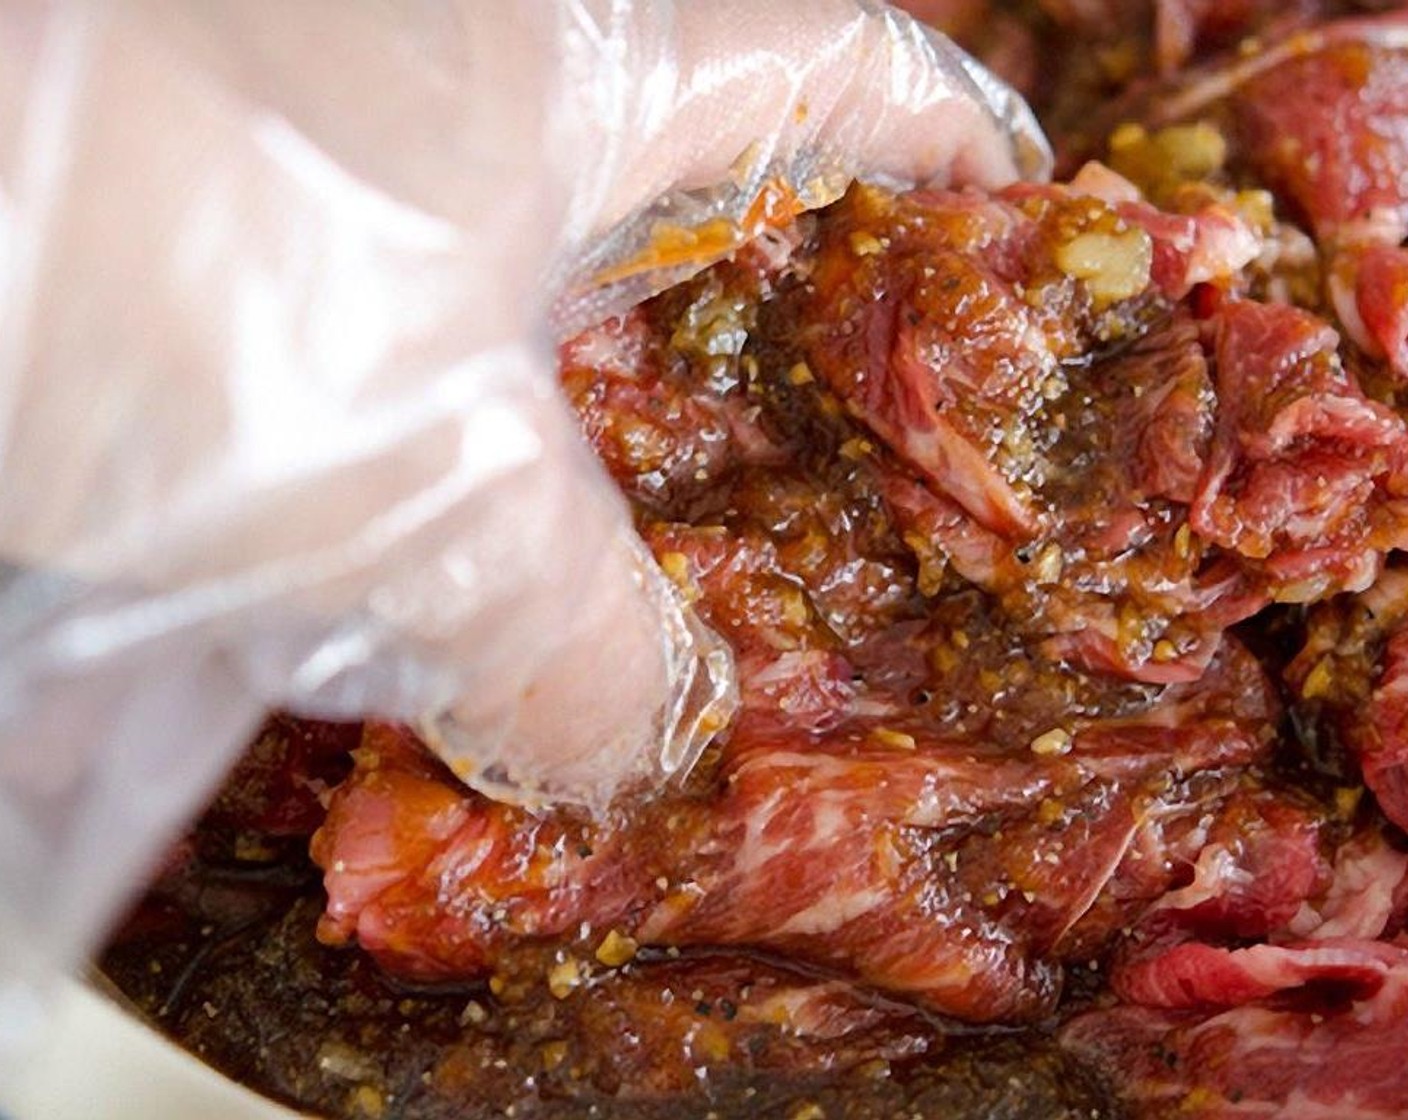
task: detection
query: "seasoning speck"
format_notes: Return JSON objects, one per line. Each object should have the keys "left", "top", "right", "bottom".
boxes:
{"left": 1030, "top": 728, "right": 1073, "bottom": 756}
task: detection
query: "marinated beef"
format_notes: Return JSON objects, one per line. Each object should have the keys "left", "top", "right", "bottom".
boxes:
{"left": 311, "top": 642, "right": 1277, "bottom": 1022}
{"left": 1062, "top": 951, "right": 1408, "bottom": 1120}
{"left": 102, "top": 5, "right": 1408, "bottom": 1118}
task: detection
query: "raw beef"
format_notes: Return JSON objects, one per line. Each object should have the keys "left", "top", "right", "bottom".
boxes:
{"left": 1063, "top": 946, "right": 1408, "bottom": 1119}
{"left": 314, "top": 643, "right": 1296, "bottom": 1023}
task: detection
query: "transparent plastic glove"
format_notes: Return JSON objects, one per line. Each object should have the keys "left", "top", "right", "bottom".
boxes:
{"left": 0, "top": 0, "right": 1048, "bottom": 1077}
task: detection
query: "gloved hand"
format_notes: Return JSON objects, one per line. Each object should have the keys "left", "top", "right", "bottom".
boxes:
{"left": 0, "top": 0, "right": 1047, "bottom": 1066}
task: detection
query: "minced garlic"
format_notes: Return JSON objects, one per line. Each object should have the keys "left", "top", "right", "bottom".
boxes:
{"left": 547, "top": 957, "right": 583, "bottom": 999}
{"left": 1029, "top": 728, "right": 1074, "bottom": 756}
{"left": 871, "top": 726, "right": 917, "bottom": 751}
{"left": 1054, "top": 227, "right": 1154, "bottom": 305}
{"left": 595, "top": 929, "right": 639, "bottom": 968}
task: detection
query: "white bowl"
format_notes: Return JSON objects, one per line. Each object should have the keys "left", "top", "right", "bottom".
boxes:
{"left": 1, "top": 979, "right": 303, "bottom": 1120}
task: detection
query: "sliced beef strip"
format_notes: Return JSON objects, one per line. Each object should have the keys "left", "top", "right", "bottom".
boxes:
{"left": 311, "top": 640, "right": 1291, "bottom": 1024}
{"left": 1062, "top": 946, "right": 1408, "bottom": 1120}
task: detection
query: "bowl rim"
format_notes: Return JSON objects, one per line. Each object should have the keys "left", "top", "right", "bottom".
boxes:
{"left": 1, "top": 975, "right": 309, "bottom": 1120}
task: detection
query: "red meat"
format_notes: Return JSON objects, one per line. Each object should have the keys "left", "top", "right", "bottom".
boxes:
{"left": 1366, "top": 627, "right": 1408, "bottom": 831}
{"left": 1155, "top": 0, "right": 1325, "bottom": 74}
{"left": 1353, "top": 242, "right": 1408, "bottom": 380}
{"left": 1190, "top": 299, "right": 1408, "bottom": 582}
{"left": 313, "top": 644, "right": 1286, "bottom": 1023}
{"left": 794, "top": 181, "right": 1253, "bottom": 537}
{"left": 1113, "top": 938, "right": 1402, "bottom": 1009}
{"left": 1064, "top": 943, "right": 1408, "bottom": 1118}
{"left": 1066, "top": 813, "right": 1408, "bottom": 1115}
{"left": 1230, "top": 18, "right": 1408, "bottom": 243}
{"left": 761, "top": 181, "right": 1408, "bottom": 683}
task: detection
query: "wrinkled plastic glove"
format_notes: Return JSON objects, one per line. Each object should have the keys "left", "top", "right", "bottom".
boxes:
{"left": 0, "top": 0, "right": 1048, "bottom": 1067}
